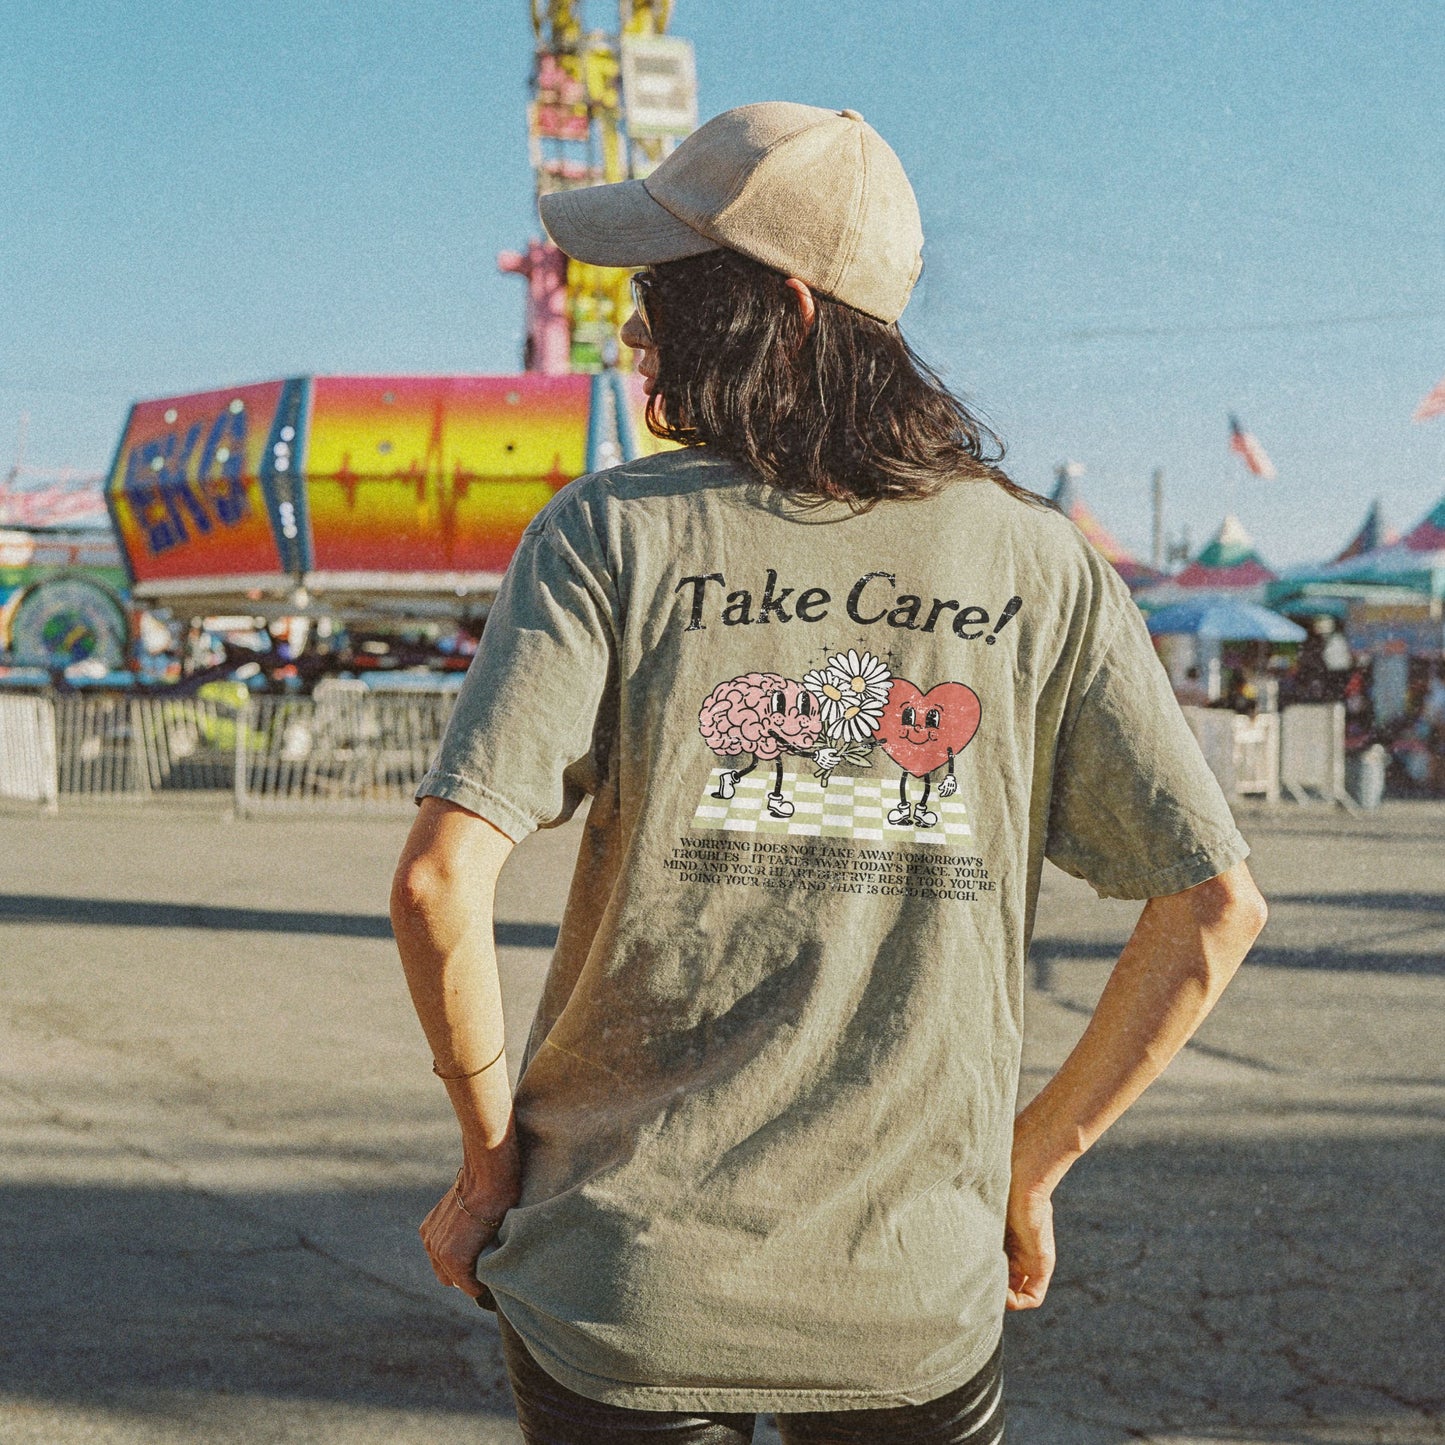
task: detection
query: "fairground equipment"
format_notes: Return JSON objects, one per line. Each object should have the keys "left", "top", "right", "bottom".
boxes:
{"left": 500, "top": 2, "right": 696, "bottom": 374}
{"left": 103, "top": 5, "right": 696, "bottom": 623}
{"left": 103, "top": 373, "right": 660, "bottom": 620}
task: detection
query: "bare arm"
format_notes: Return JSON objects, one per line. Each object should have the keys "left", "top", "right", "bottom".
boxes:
{"left": 391, "top": 796, "right": 518, "bottom": 1299}
{"left": 1006, "top": 858, "right": 1268, "bottom": 1310}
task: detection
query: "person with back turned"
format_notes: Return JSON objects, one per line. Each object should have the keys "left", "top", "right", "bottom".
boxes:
{"left": 391, "top": 102, "right": 1267, "bottom": 1445}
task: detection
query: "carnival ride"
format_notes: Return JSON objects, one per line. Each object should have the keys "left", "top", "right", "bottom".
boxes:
{"left": 0, "top": 449, "right": 129, "bottom": 673}
{"left": 0, "top": 523, "right": 129, "bottom": 672}
{"left": 502, "top": 1, "right": 694, "bottom": 374}
{"left": 95, "top": 2, "right": 695, "bottom": 637}
{"left": 105, "top": 372, "right": 655, "bottom": 623}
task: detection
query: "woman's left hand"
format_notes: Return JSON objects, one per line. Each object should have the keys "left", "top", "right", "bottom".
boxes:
{"left": 1002, "top": 1180, "right": 1056, "bottom": 1311}
{"left": 419, "top": 1169, "right": 518, "bottom": 1301}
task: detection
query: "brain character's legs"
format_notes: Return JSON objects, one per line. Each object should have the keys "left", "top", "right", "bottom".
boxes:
{"left": 713, "top": 757, "right": 758, "bottom": 800}
{"left": 766, "top": 755, "right": 794, "bottom": 819}
{"left": 887, "top": 772, "right": 914, "bottom": 826}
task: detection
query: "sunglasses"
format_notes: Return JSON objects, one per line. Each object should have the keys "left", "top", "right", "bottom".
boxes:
{"left": 629, "top": 272, "right": 655, "bottom": 337}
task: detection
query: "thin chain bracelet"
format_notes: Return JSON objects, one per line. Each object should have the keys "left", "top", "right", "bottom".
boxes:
{"left": 452, "top": 1166, "right": 505, "bottom": 1230}
{"left": 432, "top": 1041, "right": 505, "bottom": 1082}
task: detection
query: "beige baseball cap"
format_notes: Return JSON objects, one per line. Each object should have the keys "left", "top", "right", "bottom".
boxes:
{"left": 539, "top": 101, "right": 924, "bottom": 324}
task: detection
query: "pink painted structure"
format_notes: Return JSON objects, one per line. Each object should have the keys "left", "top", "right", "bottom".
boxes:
{"left": 497, "top": 240, "right": 572, "bottom": 376}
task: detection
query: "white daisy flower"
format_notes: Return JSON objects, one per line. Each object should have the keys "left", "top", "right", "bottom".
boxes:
{"left": 804, "top": 651, "right": 893, "bottom": 742}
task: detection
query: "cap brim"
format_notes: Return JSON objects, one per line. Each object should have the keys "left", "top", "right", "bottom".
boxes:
{"left": 539, "top": 179, "right": 719, "bottom": 267}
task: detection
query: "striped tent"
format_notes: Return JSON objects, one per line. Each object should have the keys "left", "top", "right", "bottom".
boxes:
{"left": 1049, "top": 472, "right": 1163, "bottom": 591}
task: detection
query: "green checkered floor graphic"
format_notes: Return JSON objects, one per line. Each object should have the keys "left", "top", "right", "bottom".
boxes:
{"left": 691, "top": 768, "right": 972, "bottom": 843}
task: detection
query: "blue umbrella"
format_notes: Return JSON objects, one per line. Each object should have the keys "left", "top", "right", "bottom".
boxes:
{"left": 1145, "top": 597, "right": 1307, "bottom": 643}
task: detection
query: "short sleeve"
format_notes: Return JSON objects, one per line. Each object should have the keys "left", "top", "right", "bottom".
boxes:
{"left": 1045, "top": 599, "right": 1249, "bottom": 899}
{"left": 416, "top": 514, "right": 615, "bottom": 842}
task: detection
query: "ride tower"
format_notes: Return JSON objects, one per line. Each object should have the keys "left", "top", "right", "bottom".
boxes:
{"left": 498, "top": 1, "right": 697, "bottom": 377}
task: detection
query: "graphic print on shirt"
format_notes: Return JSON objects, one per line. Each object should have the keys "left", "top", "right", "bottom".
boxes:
{"left": 697, "top": 671, "right": 826, "bottom": 819}
{"left": 695, "top": 649, "right": 981, "bottom": 843}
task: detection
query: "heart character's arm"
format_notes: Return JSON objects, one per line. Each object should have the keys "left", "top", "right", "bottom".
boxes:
{"left": 938, "top": 747, "right": 958, "bottom": 797}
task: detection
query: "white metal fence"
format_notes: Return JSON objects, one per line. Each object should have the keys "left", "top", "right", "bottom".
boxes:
{"left": 239, "top": 690, "right": 455, "bottom": 813}
{"left": 1, "top": 690, "right": 1360, "bottom": 815}
{"left": 1175, "top": 703, "right": 1356, "bottom": 809}
{"left": 52, "top": 694, "right": 242, "bottom": 797}
{"left": 1, "top": 689, "right": 455, "bottom": 813}
{"left": 1279, "top": 703, "right": 1351, "bottom": 807}
{"left": 0, "top": 694, "right": 58, "bottom": 808}
{"left": 1180, "top": 706, "right": 1282, "bottom": 805}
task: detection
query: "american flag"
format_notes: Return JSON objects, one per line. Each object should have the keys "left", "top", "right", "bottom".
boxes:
{"left": 1413, "top": 374, "right": 1445, "bottom": 424}
{"left": 1228, "top": 414, "right": 1276, "bottom": 480}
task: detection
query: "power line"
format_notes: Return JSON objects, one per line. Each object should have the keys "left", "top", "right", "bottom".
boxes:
{"left": 1062, "top": 307, "right": 1445, "bottom": 342}
{"left": 927, "top": 305, "right": 1445, "bottom": 349}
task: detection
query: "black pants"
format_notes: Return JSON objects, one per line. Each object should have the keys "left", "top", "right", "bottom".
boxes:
{"left": 498, "top": 1316, "right": 1004, "bottom": 1445}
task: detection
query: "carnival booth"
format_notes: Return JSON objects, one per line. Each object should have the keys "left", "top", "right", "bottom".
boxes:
{"left": 1135, "top": 514, "right": 1277, "bottom": 609}
{"left": 1265, "top": 495, "right": 1445, "bottom": 791}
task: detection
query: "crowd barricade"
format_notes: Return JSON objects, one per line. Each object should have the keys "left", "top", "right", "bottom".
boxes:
{"left": 1180, "top": 706, "right": 1281, "bottom": 806}
{"left": 55, "top": 694, "right": 151, "bottom": 797}
{"left": 52, "top": 694, "right": 242, "bottom": 798}
{"left": 0, "top": 693, "right": 58, "bottom": 808}
{"left": 137, "top": 693, "right": 247, "bottom": 793}
{"left": 1, "top": 689, "right": 453, "bottom": 813}
{"left": 1279, "top": 703, "right": 1352, "bottom": 808}
{"left": 1232, "top": 711, "right": 1281, "bottom": 803}
{"left": 236, "top": 690, "right": 455, "bottom": 814}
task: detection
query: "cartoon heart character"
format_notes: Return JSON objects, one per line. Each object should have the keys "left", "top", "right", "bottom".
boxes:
{"left": 872, "top": 680, "right": 981, "bottom": 828}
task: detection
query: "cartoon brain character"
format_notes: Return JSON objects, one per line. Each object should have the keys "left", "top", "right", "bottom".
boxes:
{"left": 698, "top": 671, "right": 824, "bottom": 819}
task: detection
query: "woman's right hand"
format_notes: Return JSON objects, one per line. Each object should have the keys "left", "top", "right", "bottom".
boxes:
{"left": 419, "top": 1168, "right": 516, "bottom": 1302}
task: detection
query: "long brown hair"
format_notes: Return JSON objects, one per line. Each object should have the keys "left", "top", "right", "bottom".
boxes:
{"left": 638, "top": 249, "right": 1040, "bottom": 509}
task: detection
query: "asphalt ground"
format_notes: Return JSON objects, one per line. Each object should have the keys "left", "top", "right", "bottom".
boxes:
{"left": 0, "top": 798, "right": 1440, "bottom": 1444}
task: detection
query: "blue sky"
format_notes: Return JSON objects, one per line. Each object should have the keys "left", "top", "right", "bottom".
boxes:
{"left": 3, "top": 0, "right": 1442, "bottom": 565}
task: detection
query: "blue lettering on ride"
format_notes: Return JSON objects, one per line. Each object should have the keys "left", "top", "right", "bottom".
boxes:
{"left": 123, "top": 407, "right": 251, "bottom": 556}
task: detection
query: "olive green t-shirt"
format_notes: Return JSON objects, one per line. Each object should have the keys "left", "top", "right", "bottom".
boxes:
{"left": 417, "top": 448, "right": 1247, "bottom": 1412}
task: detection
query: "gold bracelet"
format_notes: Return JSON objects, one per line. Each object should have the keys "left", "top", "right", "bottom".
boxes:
{"left": 453, "top": 1166, "right": 504, "bottom": 1230}
{"left": 432, "top": 1041, "right": 505, "bottom": 1082}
